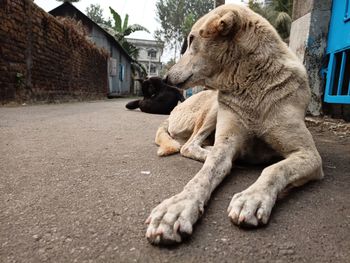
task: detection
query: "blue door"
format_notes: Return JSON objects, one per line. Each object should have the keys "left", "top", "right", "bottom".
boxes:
{"left": 324, "top": 0, "right": 350, "bottom": 104}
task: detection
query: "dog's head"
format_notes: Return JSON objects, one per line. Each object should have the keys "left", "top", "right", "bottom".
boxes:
{"left": 141, "top": 76, "right": 182, "bottom": 98}
{"left": 140, "top": 77, "right": 163, "bottom": 98}
{"left": 165, "top": 4, "right": 280, "bottom": 90}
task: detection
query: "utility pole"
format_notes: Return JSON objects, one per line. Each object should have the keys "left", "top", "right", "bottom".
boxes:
{"left": 215, "top": 0, "right": 225, "bottom": 7}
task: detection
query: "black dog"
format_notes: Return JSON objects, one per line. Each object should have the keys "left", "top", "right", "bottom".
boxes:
{"left": 126, "top": 77, "right": 185, "bottom": 115}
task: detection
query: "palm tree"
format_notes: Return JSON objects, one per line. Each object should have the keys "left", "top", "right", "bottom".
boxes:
{"left": 107, "top": 7, "right": 150, "bottom": 76}
{"left": 108, "top": 7, "right": 149, "bottom": 58}
{"left": 275, "top": 11, "right": 292, "bottom": 40}
{"left": 248, "top": 0, "right": 292, "bottom": 41}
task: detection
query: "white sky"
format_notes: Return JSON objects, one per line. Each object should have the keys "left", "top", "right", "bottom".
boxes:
{"left": 34, "top": 0, "right": 246, "bottom": 62}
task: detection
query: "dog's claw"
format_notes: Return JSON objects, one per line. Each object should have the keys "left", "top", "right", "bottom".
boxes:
{"left": 145, "top": 192, "right": 202, "bottom": 245}
{"left": 156, "top": 227, "right": 164, "bottom": 235}
{"left": 174, "top": 221, "right": 180, "bottom": 232}
{"left": 238, "top": 215, "right": 245, "bottom": 223}
{"left": 228, "top": 187, "right": 276, "bottom": 228}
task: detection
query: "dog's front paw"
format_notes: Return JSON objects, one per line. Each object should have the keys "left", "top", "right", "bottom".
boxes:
{"left": 145, "top": 192, "right": 204, "bottom": 245}
{"left": 227, "top": 187, "right": 277, "bottom": 227}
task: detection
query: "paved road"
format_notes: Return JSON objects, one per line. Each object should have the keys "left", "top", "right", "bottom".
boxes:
{"left": 0, "top": 100, "right": 349, "bottom": 263}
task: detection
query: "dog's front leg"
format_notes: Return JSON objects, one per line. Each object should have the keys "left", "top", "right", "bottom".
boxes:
{"left": 227, "top": 122, "right": 323, "bottom": 227}
{"left": 146, "top": 107, "right": 245, "bottom": 245}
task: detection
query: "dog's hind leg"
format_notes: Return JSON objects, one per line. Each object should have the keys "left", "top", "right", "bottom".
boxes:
{"left": 180, "top": 105, "right": 217, "bottom": 162}
{"left": 155, "top": 119, "right": 181, "bottom": 156}
{"left": 228, "top": 121, "right": 323, "bottom": 227}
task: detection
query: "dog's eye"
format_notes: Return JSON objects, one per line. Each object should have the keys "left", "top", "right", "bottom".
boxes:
{"left": 188, "top": 35, "right": 194, "bottom": 47}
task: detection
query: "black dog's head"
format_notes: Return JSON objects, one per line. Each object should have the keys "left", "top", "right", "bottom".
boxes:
{"left": 126, "top": 76, "right": 185, "bottom": 114}
{"left": 140, "top": 77, "right": 164, "bottom": 98}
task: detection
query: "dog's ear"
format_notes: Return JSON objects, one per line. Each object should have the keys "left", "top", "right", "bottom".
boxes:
{"left": 199, "top": 11, "right": 241, "bottom": 38}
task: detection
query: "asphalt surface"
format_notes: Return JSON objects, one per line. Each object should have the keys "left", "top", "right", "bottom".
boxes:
{"left": 0, "top": 99, "right": 349, "bottom": 263}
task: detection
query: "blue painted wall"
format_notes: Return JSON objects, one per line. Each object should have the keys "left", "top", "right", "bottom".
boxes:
{"left": 327, "top": 0, "right": 350, "bottom": 54}
{"left": 325, "top": 0, "right": 350, "bottom": 104}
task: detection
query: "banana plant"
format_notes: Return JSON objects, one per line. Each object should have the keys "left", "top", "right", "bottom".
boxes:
{"left": 108, "top": 7, "right": 150, "bottom": 61}
{"left": 109, "top": 7, "right": 149, "bottom": 41}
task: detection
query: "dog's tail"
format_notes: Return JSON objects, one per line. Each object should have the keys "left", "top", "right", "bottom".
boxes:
{"left": 125, "top": 100, "right": 141, "bottom": 110}
{"left": 155, "top": 119, "right": 181, "bottom": 156}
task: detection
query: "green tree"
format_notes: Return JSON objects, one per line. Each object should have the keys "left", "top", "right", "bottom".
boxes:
{"left": 86, "top": 4, "right": 112, "bottom": 27}
{"left": 108, "top": 7, "right": 149, "bottom": 59}
{"left": 109, "top": 7, "right": 150, "bottom": 43}
{"left": 271, "top": 0, "right": 293, "bottom": 14}
{"left": 215, "top": 0, "right": 225, "bottom": 7}
{"left": 108, "top": 7, "right": 150, "bottom": 76}
{"left": 248, "top": 0, "right": 293, "bottom": 41}
{"left": 155, "top": 0, "right": 214, "bottom": 59}
{"left": 159, "top": 58, "right": 176, "bottom": 77}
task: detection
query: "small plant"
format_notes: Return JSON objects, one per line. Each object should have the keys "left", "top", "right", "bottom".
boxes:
{"left": 16, "top": 72, "right": 24, "bottom": 87}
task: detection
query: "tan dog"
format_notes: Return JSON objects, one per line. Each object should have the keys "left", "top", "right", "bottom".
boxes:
{"left": 155, "top": 89, "right": 218, "bottom": 162}
{"left": 155, "top": 89, "right": 280, "bottom": 164}
{"left": 146, "top": 4, "right": 323, "bottom": 245}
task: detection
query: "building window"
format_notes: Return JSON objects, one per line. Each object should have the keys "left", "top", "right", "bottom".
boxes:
{"left": 150, "top": 64, "right": 157, "bottom": 74}
{"left": 109, "top": 58, "right": 117, "bottom": 76}
{"left": 148, "top": 50, "right": 157, "bottom": 58}
{"left": 119, "top": 64, "right": 125, "bottom": 81}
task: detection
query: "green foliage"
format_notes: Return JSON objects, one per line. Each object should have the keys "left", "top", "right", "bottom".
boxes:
{"left": 109, "top": 7, "right": 122, "bottom": 34}
{"left": 86, "top": 4, "right": 112, "bottom": 27}
{"left": 159, "top": 58, "right": 176, "bottom": 77}
{"left": 155, "top": 0, "right": 214, "bottom": 57}
{"left": 215, "top": 0, "right": 225, "bottom": 6}
{"left": 16, "top": 72, "right": 24, "bottom": 87}
{"left": 131, "top": 61, "right": 147, "bottom": 78}
{"left": 248, "top": 0, "right": 293, "bottom": 41}
{"left": 109, "top": 7, "right": 149, "bottom": 41}
{"left": 271, "top": 0, "right": 293, "bottom": 15}
{"left": 248, "top": 0, "right": 264, "bottom": 13}
{"left": 275, "top": 11, "right": 292, "bottom": 39}
{"left": 108, "top": 7, "right": 150, "bottom": 60}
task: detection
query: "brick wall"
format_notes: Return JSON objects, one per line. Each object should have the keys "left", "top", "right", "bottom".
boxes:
{"left": 0, "top": 0, "right": 108, "bottom": 104}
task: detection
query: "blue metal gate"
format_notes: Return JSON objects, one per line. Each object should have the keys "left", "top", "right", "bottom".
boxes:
{"left": 325, "top": 0, "right": 350, "bottom": 104}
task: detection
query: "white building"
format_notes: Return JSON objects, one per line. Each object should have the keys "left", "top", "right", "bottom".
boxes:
{"left": 127, "top": 38, "right": 164, "bottom": 77}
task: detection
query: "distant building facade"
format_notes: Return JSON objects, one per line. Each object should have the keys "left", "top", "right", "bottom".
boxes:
{"left": 127, "top": 38, "right": 164, "bottom": 77}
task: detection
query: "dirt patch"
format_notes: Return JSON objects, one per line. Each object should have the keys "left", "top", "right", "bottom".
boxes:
{"left": 306, "top": 116, "right": 350, "bottom": 137}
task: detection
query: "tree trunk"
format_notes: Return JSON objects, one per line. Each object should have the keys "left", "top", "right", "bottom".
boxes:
{"left": 215, "top": 0, "right": 225, "bottom": 7}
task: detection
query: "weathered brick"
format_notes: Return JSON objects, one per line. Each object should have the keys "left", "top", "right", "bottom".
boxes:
{"left": 0, "top": 0, "right": 108, "bottom": 104}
